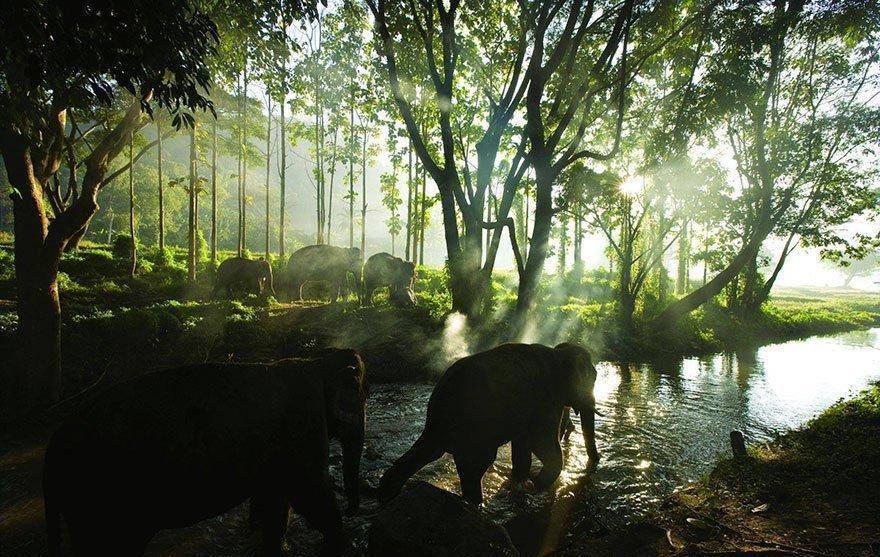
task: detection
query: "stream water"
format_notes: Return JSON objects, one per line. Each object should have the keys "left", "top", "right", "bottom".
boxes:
{"left": 134, "top": 328, "right": 880, "bottom": 556}
{"left": 331, "top": 327, "right": 880, "bottom": 555}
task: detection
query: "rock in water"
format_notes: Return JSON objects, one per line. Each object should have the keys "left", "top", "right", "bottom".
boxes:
{"left": 368, "top": 481, "right": 520, "bottom": 557}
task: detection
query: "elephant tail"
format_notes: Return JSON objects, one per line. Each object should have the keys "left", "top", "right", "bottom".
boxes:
{"left": 378, "top": 430, "right": 444, "bottom": 502}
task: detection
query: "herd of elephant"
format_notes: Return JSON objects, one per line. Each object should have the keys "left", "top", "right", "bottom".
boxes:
{"left": 213, "top": 245, "right": 417, "bottom": 307}
{"left": 42, "top": 342, "right": 600, "bottom": 556}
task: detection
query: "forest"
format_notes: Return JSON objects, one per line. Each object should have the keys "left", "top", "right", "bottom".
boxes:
{"left": 0, "top": 0, "right": 879, "bottom": 556}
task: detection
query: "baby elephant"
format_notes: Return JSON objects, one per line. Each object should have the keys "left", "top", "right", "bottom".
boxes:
{"left": 43, "top": 349, "right": 367, "bottom": 557}
{"left": 379, "top": 342, "right": 599, "bottom": 506}
{"left": 213, "top": 256, "right": 275, "bottom": 298}
{"left": 362, "top": 252, "right": 416, "bottom": 307}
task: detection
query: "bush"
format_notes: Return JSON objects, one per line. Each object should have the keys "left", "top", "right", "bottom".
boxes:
{"left": 112, "top": 234, "right": 137, "bottom": 261}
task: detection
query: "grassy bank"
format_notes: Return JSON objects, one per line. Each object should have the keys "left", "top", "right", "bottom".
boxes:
{"left": 651, "top": 383, "right": 880, "bottom": 556}
{"left": 1, "top": 243, "right": 879, "bottom": 408}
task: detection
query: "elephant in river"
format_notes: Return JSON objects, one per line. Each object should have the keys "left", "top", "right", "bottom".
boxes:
{"left": 362, "top": 252, "right": 416, "bottom": 307}
{"left": 43, "top": 349, "right": 368, "bottom": 557}
{"left": 379, "top": 342, "right": 598, "bottom": 506}
{"left": 285, "top": 245, "right": 363, "bottom": 303}
{"left": 213, "top": 256, "right": 275, "bottom": 298}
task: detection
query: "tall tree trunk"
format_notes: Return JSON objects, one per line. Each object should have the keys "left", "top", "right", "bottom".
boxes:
{"left": 237, "top": 68, "right": 244, "bottom": 256}
{"left": 573, "top": 216, "right": 584, "bottom": 281}
{"left": 265, "top": 97, "right": 272, "bottom": 259}
{"left": 349, "top": 84, "right": 355, "bottom": 248}
{"left": 157, "top": 120, "right": 165, "bottom": 253}
{"left": 419, "top": 163, "right": 428, "bottom": 265}
{"left": 241, "top": 63, "right": 249, "bottom": 253}
{"left": 676, "top": 220, "right": 689, "bottom": 294}
{"left": 405, "top": 140, "right": 413, "bottom": 261}
{"left": 360, "top": 127, "right": 367, "bottom": 254}
{"left": 211, "top": 117, "right": 217, "bottom": 265}
{"left": 327, "top": 128, "right": 337, "bottom": 244}
{"left": 510, "top": 157, "right": 554, "bottom": 337}
{"left": 128, "top": 131, "right": 136, "bottom": 276}
{"left": 188, "top": 122, "right": 197, "bottom": 282}
{"left": 279, "top": 99, "right": 287, "bottom": 257}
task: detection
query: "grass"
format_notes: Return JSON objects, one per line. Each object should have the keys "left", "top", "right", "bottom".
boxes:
{"left": 650, "top": 383, "right": 880, "bottom": 556}
{"left": 1, "top": 242, "right": 879, "bottom": 398}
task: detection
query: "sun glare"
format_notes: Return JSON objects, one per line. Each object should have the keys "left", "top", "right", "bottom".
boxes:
{"left": 619, "top": 175, "right": 643, "bottom": 196}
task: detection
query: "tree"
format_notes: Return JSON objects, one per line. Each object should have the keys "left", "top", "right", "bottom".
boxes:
{"left": 652, "top": 0, "right": 880, "bottom": 326}
{"left": 0, "top": 0, "right": 217, "bottom": 412}
{"left": 380, "top": 154, "right": 404, "bottom": 254}
{"left": 828, "top": 253, "right": 880, "bottom": 287}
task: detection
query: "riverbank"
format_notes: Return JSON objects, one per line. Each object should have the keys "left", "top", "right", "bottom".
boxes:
{"left": 564, "top": 383, "right": 880, "bottom": 557}
{"left": 2, "top": 245, "right": 880, "bottom": 414}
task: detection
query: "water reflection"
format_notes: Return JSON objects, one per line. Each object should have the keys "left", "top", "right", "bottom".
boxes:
{"left": 319, "top": 328, "right": 880, "bottom": 555}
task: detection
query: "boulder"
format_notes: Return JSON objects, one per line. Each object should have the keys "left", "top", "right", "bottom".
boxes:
{"left": 368, "top": 481, "right": 520, "bottom": 557}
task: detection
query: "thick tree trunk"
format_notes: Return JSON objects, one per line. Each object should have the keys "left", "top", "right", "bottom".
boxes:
{"left": 653, "top": 228, "right": 767, "bottom": 329}
{"left": 6, "top": 147, "right": 62, "bottom": 411}
{"left": 510, "top": 159, "right": 554, "bottom": 338}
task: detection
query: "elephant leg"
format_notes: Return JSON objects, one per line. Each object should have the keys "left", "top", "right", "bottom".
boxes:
{"left": 251, "top": 495, "right": 289, "bottom": 557}
{"left": 560, "top": 406, "right": 576, "bottom": 442}
{"left": 511, "top": 438, "right": 533, "bottom": 483}
{"left": 379, "top": 431, "right": 445, "bottom": 500}
{"left": 70, "top": 520, "right": 153, "bottom": 557}
{"left": 289, "top": 473, "right": 345, "bottom": 557}
{"left": 531, "top": 426, "right": 563, "bottom": 490}
{"left": 453, "top": 446, "right": 497, "bottom": 506}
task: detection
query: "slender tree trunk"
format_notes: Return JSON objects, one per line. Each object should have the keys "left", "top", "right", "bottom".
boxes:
{"left": 211, "top": 117, "right": 217, "bottom": 265}
{"left": 241, "top": 63, "right": 248, "bottom": 253}
{"left": 128, "top": 131, "right": 136, "bottom": 276}
{"left": 188, "top": 122, "right": 197, "bottom": 282}
{"left": 279, "top": 99, "right": 287, "bottom": 257}
{"left": 265, "top": 97, "right": 272, "bottom": 259}
{"left": 676, "top": 220, "right": 689, "bottom": 294}
{"left": 360, "top": 127, "right": 367, "bottom": 254}
{"left": 237, "top": 69, "right": 244, "bottom": 256}
{"left": 405, "top": 140, "right": 413, "bottom": 261}
{"left": 573, "top": 216, "right": 584, "bottom": 281}
{"left": 157, "top": 120, "right": 165, "bottom": 253}
{"left": 349, "top": 84, "right": 355, "bottom": 248}
{"left": 419, "top": 166, "right": 426, "bottom": 265}
{"left": 327, "top": 128, "right": 337, "bottom": 244}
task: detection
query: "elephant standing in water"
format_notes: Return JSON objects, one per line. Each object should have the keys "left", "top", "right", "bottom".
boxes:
{"left": 43, "top": 349, "right": 368, "bottom": 557}
{"left": 362, "top": 252, "right": 416, "bottom": 307}
{"left": 379, "top": 342, "right": 599, "bottom": 506}
{"left": 213, "top": 256, "right": 275, "bottom": 298}
{"left": 285, "top": 245, "right": 363, "bottom": 303}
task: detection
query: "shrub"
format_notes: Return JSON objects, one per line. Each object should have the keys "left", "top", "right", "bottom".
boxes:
{"left": 112, "top": 234, "right": 138, "bottom": 261}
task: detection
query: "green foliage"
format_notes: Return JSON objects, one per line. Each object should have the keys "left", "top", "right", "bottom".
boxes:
{"left": 112, "top": 234, "right": 136, "bottom": 261}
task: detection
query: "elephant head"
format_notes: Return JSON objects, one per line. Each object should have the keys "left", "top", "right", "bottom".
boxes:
{"left": 256, "top": 258, "right": 275, "bottom": 296}
{"left": 553, "top": 342, "right": 599, "bottom": 462}
{"left": 319, "top": 348, "right": 367, "bottom": 515}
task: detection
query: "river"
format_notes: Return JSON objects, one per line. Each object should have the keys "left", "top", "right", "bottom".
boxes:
{"left": 321, "top": 327, "right": 880, "bottom": 555}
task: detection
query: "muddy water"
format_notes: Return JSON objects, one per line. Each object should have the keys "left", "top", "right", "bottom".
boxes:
{"left": 314, "top": 328, "right": 880, "bottom": 555}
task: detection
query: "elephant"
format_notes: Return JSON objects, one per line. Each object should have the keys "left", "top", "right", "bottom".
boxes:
{"left": 43, "top": 348, "right": 368, "bottom": 557}
{"left": 285, "top": 245, "right": 363, "bottom": 303}
{"left": 362, "top": 252, "right": 416, "bottom": 307}
{"left": 213, "top": 256, "right": 275, "bottom": 298}
{"left": 378, "top": 342, "right": 598, "bottom": 506}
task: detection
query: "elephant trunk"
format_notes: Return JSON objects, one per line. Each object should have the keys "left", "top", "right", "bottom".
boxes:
{"left": 579, "top": 394, "right": 599, "bottom": 463}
